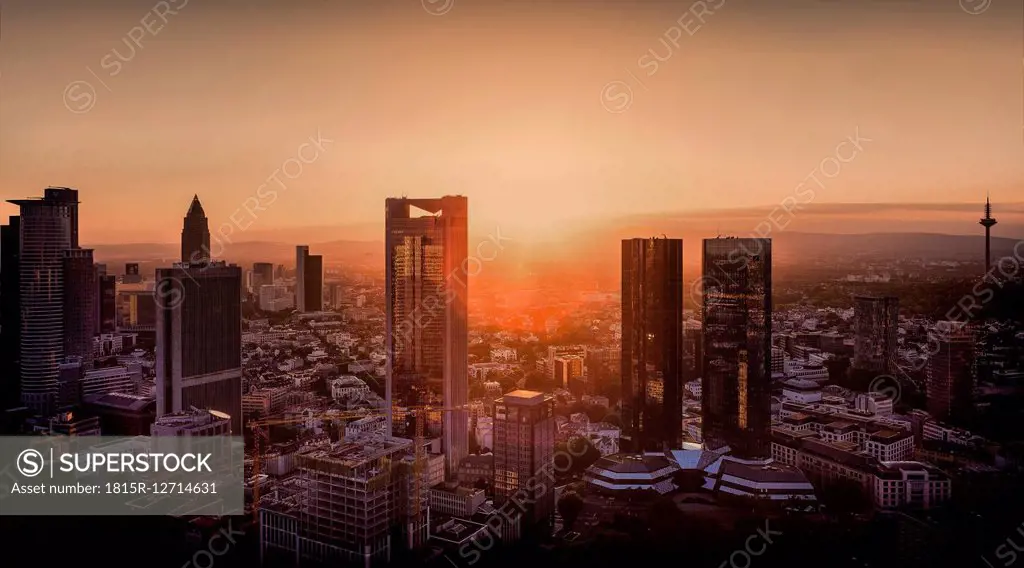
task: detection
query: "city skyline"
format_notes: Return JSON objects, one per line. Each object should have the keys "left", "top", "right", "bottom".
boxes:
{"left": 0, "top": 1, "right": 1022, "bottom": 566}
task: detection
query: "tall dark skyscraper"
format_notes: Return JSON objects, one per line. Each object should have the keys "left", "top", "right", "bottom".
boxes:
{"left": 385, "top": 195, "right": 468, "bottom": 477}
{"left": 97, "top": 272, "right": 117, "bottom": 334}
{"left": 621, "top": 237, "right": 684, "bottom": 452}
{"left": 156, "top": 261, "right": 243, "bottom": 433}
{"left": 7, "top": 188, "right": 80, "bottom": 413}
{"left": 927, "top": 327, "right": 975, "bottom": 426}
{"left": 180, "top": 194, "right": 211, "bottom": 264}
{"left": 853, "top": 295, "right": 899, "bottom": 374}
{"left": 63, "top": 249, "right": 98, "bottom": 362}
{"left": 293, "top": 247, "right": 322, "bottom": 312}
{"left": 304, "top": 254, "right": 323, "bottom": 312}
{"left": 0, "top": 215, "right": 21, "bottom": 409}
{"left": 295, "top": 245, "right": 308, "bottom": 311}
{"left": 252, "top": 262, "right": 274, "bottom": 292}
{"left": 701, "top": 237, "right": 772, "bottom": 459}
{"left": 979, "top": 194, "right": 997, "bottom": 273}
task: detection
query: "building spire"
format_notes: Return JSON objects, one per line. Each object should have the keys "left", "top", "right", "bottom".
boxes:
{"left": 187, "top": 194, "right": 206, "bottom": 218}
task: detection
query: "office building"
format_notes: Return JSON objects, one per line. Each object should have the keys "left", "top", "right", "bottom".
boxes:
{"left": 621, "top": 237, "right": 684, "bottom": 452}
{"left": 926, "top": 327, "right": 975, "bottom": 425}
{"left": 304, "top": 253, "right": 323, "bottom": 312}
{"left": 152, "top": 408, "right": 231, "bottom": 436}
{"left": 7, "top": 188, "right": 80, "bottom": 413}
{"left": 493, "top": 390, "right": 555, "bottom": 527}
{"left": 385, "top": 196, "right": 469, "bottom": 477}
{"left": 82, "top": 392, "right": 156, "bottom": 436}
{"left": 853, "top": 296, "right": 899, "bottom": 373}
{"left": 701, "top": 237, "right": 772, "bottom": 459}
{"left": 63, "top": 248, "right": 98, "bottom": 362}
{"left": 181, "top": 194, "right": 211, "bottom": 263}
{"left": 97, "top": 273, "right": 117, "bottom": 333}
{"left": 295, "top": 245, "right": 309, "bottom": 311}
{"left": 253, "top": 262, "right": 274, "bottom": 291}
{"left": 553, "top": 355, "right": 583, "bottom": 391}
{"left": 0, "top": 215, "right": 20, "bottom": 409}
{"left": 546, "top": 345, "right": 587, "bottom": 379}
{"left": 123, "top": 262, "right": 142, "bottom": 284}
{"left": 259, "top": 285, "right": 294, "bottom": 312}
{"left": 156, "top": 261, "right": 243, "bottom": 433}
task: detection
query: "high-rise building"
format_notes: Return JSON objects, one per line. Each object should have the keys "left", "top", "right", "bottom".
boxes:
{"left": 252, "top": 262, "right": 274, "bottom": 291}
{"left": 621, "top": 237, "right": 684, "bottom": 452}
{"left": 493, "top": 390, "right": 555, "bottom": 528}
{"left": 385, "top": 196, "right": 469, "bottom": 477}
{"left": 927, "top": 327, "right": 975, "bottom": 425}
{"left": 853, "top": 296, "right": 899, "bottom": 374}
{"left": 180, "top": 194, "right": 211, "bottom": 264}
{"left": 295, "top": 245, "right": 309, "bottom": 312}
{"left": 701, "top": 237, "right": 772, "bottom": 459}
{"left": 123, "top": 262, "right": 142, "bottom": 284}
{"left": 259, "top": 285, "right": 294, "bottom": 312}
{"left": 304, "top": 254, "right": 323, "bottom": 312}
{"left": 546, "top": 345, "right": 587, "bottom": 380}
{"left": 553, "top": 355, "right": 583, "bottom": 390}
{"left": 97, "top": 273, "right": 117, "bottom": 333}
{"left": 0, "top": 215, "right": 21, "bottom": 409}
{"left": 62, "top": 249, "right": 98, "bottom": 362}
{"left": 7, "top": 188, "right": 80, "bottom": 413}
{"left": 156, "top": 261, "right": 242, "bottom": 433}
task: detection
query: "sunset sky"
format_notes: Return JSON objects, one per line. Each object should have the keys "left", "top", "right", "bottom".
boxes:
{"left": 0, "top": 0, "right": 1021, "bottom": 244}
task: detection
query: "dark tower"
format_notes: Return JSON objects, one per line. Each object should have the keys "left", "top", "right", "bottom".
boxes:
{"left": 181, "top": 195, "right": 211, "bottom": 264}
{"left": 1, "top": 216, "right": 21, "bottom": 409}
{"left": 701, "top": 237, "right": 772, "bottom": 459}
{"left": 979, "top": 195, "right": 997, "bottom": 273}
{"left": 621, "top": 237, "right": 684, "bottom": 452}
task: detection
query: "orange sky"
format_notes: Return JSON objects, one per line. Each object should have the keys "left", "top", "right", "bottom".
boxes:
{"left": 0, "top": 0, "right": 1021, "bottom": 244}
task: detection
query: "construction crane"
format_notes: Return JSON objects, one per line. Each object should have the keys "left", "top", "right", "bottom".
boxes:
{"left": 247, "top": 403, "right": 472, "bottom": 532}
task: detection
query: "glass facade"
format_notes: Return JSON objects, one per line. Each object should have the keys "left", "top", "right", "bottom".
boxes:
{"left": 620, "top": 237, "right": 684, "bottom": 452}
{"left": 701, "top": 237, "right": 772, "bottom": 459}
{"left": 385, "top": 196, "right": 469, "bottom": 477}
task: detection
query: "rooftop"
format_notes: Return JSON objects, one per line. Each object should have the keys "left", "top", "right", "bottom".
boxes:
{"left": 501, "top": 390, "right": 547, "bottom": 405}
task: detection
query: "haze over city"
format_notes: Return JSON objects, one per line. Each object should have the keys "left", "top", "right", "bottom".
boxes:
{"left": 1, "top": 0, "right": 1021, "bottom": 243}
{"left": 1, "top": 1, "right": 1023, "bottom": 568}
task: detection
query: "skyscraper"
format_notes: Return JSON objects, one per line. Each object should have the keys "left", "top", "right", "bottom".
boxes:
{"left": 7, "top": 188, "right": 80, "bottom": 413}
{"left": 123, "top": 262, "right": 142, "bottom": 284}
{"left": 493, "top": 390, "right": 555, "bottom": 527}
{"left": 621, "top": 237, "right": 684, "bottom": 452}
{"left": 63, "top": 249, "right": 98, "bottom": 362}
{"left": 97, "top": 272, "right": 117, "bottom": 333}
{"left": 927, "top": 327, "right": 975, "bottom": 425}
{"left": 156, "top": 261, "right": 243, "bottom": 433}
{"left": 180, "top": 194, "right": 211, "bottom": 264}
{"left": 853, "top": 295, "right": 899, "bottom": 374}
{"left": 304, "top": 254, "right": 323, "bottom": 312}
{"left": 252, "top": 262, "right": 274, "bottom": 291}
{"left": 385, "top": 195, "right": 468, "bottom": 477}
{"left": 295, "top": 245, "right": 308, "bottom": 312}
{"left": 701, "top": 237, "right": 772, "bottom": 459}
{"left": 0, "top": 215, "right": 21, "bottom": 409}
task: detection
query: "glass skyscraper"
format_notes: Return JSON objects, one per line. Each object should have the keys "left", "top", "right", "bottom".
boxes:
{"left": 701, "top": 237, "right": 772, "bottom": 459}
{"left": 621, "top": 237, "right": 684, "bottom": 452}
{"left": 385, "top": 196, "right": 468, "bottom": 477}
